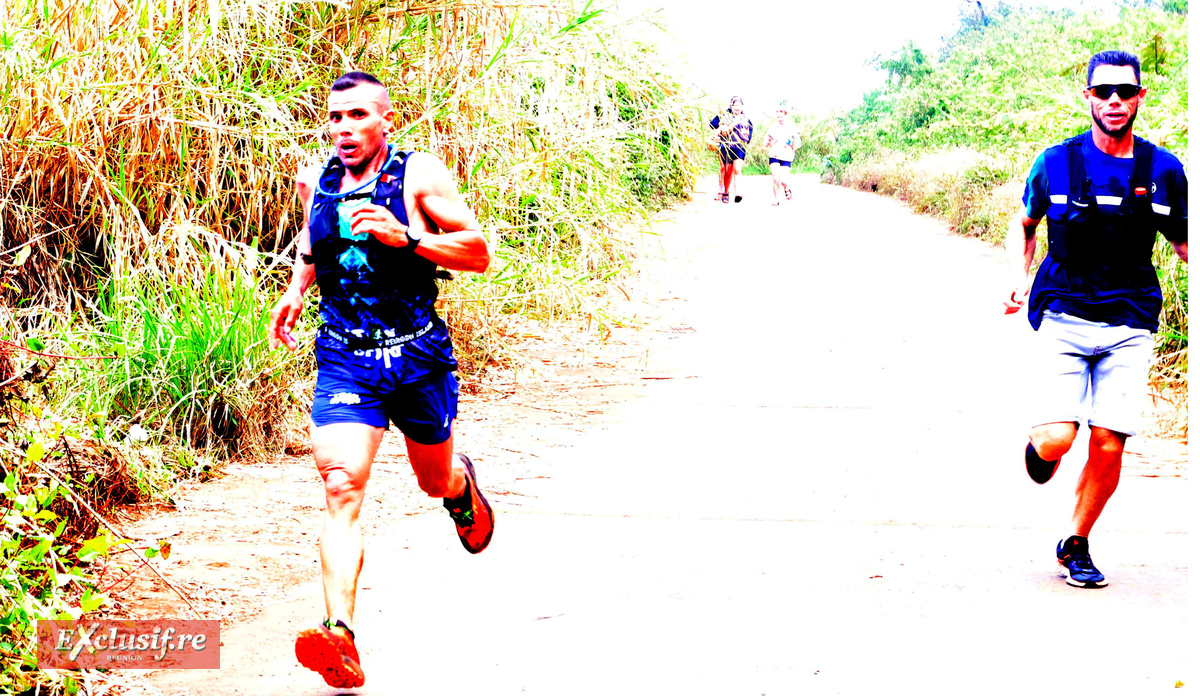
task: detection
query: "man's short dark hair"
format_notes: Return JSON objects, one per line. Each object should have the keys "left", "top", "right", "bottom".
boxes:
{"left": 1087, "top": 51, "right": 1141, "bottom": 86}
{"left": 331, "top": 71, "right": 384, "bottom": 92}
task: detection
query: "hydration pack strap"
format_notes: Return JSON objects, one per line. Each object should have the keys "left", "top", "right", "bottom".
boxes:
{"left": 1130, "top": 137, "right": 1154, "bottom": 209}
{"left": 1066, "top": 134, "right": 1088, "bottom": 205}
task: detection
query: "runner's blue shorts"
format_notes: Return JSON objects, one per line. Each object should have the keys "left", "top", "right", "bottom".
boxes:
{"left": 719, "top": 144, "right": 746, "bottom": 165}
{"left": 311, "top": 340, "right": 459, "bottom": 445}
{"left": 769, "top": 158, "right": 792, "bottom": 167}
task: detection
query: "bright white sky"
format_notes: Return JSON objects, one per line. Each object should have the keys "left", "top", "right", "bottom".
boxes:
{"left": 606, "top": 0, "right": 1129, "bottom": 117}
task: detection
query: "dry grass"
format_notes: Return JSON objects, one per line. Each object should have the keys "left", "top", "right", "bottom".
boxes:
{"left": 840, "top": 147, "right": 1025, "bottom": 244}
{"left": 1, "top": 0, "right": 699, "bottom": 362}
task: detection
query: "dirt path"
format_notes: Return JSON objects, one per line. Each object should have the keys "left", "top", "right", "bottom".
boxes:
{"left": 111, "top": 175, "right": 1188, "bottom": 694}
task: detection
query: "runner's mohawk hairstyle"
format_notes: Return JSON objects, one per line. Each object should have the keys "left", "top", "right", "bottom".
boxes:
{"left": 1087, "top": 51, "right": 1141, "bottom": 86}
{"left": 330, "top": 71, "right": 392, "bottom": 111}
{"left": 331, "top": 71, "right": 384, "bottom": 92}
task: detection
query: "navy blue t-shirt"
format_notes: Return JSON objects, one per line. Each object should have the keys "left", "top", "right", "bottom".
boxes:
{"left": 1023, "top": 132, "right": 1188, "bottom": 332}
{"left": 709, "top": 113, "right": 753, "bottom": 145}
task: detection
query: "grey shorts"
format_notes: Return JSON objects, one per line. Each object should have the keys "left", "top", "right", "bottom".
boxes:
{"left": 1031, "top": 311, "right": 1154, "bottom": 437}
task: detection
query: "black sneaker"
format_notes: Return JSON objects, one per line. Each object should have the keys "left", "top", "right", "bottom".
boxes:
{"left": 1056, "top": 536, "right": 1108, "bottom": 588}
{"left": 1025, "top": 442, "right": 1059, "bottom": 484}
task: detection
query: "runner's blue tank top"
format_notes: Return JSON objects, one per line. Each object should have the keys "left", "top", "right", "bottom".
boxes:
{"left": 308, "top": 146, "right": 457, "bottom": 377}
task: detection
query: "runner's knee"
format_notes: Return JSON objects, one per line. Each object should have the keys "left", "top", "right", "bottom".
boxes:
{"left": 1031, "top": 422, "right": 1077, "bottom": 459}
{"left": 324, "top": 466, "right": 362, "bottom": 497}
{"left": 315, "top": 451, "right": 368, "bottom": 509}
{"left": 1089, "top": 428, "right": 1127, "bottom": 457}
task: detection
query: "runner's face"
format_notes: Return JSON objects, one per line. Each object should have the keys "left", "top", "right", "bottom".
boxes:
{"left": 328, "top": 85, "right": 394, "bottom": 171}
{"left": 1086, "top": 64, "right": 1143, "bottom": 139}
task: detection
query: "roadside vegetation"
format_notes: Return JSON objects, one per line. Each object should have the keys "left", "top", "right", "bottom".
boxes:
{"left": 805, "top": 1, "right": 1188, "bottom": 430}
{"left": 0, "top": 0, "right": 699, "bottom": 691}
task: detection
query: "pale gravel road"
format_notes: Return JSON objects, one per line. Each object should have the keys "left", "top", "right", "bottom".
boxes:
{"left": 150, "top": 175, "right": 1190, "bottom": 696}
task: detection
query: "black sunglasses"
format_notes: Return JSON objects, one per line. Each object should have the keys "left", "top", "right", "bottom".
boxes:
{"left": 1087, "top": 83, "right": 1142, "bottom": 100}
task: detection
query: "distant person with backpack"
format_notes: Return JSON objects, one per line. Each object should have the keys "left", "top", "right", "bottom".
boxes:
{"left": 1003, "top": 51, "right": 1187, "bottom": 588}
{"left": 709, "top": 96, "right": 753, "bottom": 203}
{"left": 763, "top": 102, "right": 798, "bottom": 205}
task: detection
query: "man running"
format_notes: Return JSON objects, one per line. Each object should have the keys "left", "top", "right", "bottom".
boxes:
{"left": 267, "top": 71, "right": 495, "bottom": 687}
{"left": 1004, "top": 51, "right": 1187, "bottom": 589}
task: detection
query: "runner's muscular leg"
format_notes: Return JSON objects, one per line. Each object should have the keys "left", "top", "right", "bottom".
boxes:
{"left": 1071, "top": 426, "right": 1126, "bottom": 538}
{"left": 406, "top": 427, "right": 466, "bottom": 499}
{"left": 312, "top": 422, "right": 384, "bottom": 626}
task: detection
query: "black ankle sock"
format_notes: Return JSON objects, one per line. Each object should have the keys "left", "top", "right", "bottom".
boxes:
{"left": 445, "top": 478, "right": 470, "bottom": 505}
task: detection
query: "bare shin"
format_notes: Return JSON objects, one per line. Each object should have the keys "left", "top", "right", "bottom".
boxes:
{"left": 312, "top": 423, "right": 384, "bottom": 625}
{"left": 1071, "top": 427, "right": 1126, "bottom": 538}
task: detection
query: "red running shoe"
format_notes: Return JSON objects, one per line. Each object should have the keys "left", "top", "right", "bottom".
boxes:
{"left": 443, "top": 453, "right": 495, "bottom": 554}
{"left": 295, "top": 620, "right": 365, "bottom": 689}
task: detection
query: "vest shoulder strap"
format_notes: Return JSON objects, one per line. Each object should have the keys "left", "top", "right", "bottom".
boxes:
{"left": 1131, "top": 136, "right": 1155, "bottom": 191}
{"left": 373, "top": 149, "right": 411, "bottom": 198}
{"left": 1065, "top": 132, "right": 1089, "bottom": 201}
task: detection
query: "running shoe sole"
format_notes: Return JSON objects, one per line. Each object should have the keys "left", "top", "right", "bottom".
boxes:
{"left": 295, "top": 625, "right": 366, "bottom": 689}
{"left": 1060, "top": 570, "right": 1108, "bottom": 588}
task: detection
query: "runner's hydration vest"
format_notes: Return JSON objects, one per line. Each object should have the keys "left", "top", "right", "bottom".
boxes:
{"left": 308, "top": 146, "right": 442, "bottom": 344}
{"left": 1029, "top": 132, "right": 1164, "bottom": 331}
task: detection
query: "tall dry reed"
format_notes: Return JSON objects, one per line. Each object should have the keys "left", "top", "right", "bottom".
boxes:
{"left": 1, "top": 0, "right": 699, "bottom": 363}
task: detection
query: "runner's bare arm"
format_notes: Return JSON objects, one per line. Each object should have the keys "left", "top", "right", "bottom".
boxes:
{"left": 1170, "top": 240, "right": 1187, "bottom": 262}
{"left": 1003, "top": 213, "right": 1039, "bottom": 314}
{"left": 268, "top": 165, "right": 320, "bottom": 351}
{"left": 351, "top": 152, "right": 490, "bottom": 273}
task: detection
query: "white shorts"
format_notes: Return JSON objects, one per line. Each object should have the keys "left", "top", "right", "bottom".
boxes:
{"left": 1030, "top": 311, "right": 1154, "bottom": 437}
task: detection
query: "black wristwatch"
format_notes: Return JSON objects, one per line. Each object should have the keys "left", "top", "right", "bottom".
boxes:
{"left": 405, "top": 227, "right": 423, "bottom": 253}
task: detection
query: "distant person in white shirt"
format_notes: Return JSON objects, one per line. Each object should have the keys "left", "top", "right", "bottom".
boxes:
{"left": 763, "top": 102, "right": 797, "bottom": 206}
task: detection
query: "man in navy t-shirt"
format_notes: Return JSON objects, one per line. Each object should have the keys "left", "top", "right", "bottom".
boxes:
{"left": 1004, "top": 51, "right": 1187, "bottom": 589}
